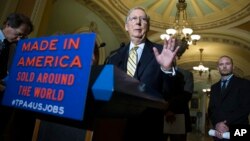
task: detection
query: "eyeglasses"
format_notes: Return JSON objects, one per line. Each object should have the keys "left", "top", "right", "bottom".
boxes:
{"left": 13, "top": 28, "right": 27, "bottom": 39}
{"left": 128, "top": 16, "right": 148, "bottom": 23}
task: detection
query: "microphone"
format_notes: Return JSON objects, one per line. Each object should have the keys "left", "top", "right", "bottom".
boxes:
{"left": 99, "top": 42, "right": 106, "bottom": 48}
{"left": 104, "top": 42, "right": 125, "bottom": 64}
{"left": 120, "top": 42, "right": 125, "bottom": 48}
{"left": 109, "top": 42, "right": 125, "bottom": 54}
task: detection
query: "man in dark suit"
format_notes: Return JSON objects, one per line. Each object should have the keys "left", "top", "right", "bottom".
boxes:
{"left": 208, "top": 55, "right": 250, "bottom": 140}
{"left": 106, "top": 6, "right": 179, "bottom": 141}
{"left": 0, "top": 13, "right": 33, "bottom": 141}
{"left": 0, "top": 13, "right": 33, "bottom": 80}
{"left": 163, "top": 67, "right": 193, "bottom": 141}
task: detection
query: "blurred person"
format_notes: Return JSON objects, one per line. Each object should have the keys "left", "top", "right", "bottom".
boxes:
{"left": 0, "top": 13, "right": 33, "bottom": 80}
{"left": 163, "top": 66, "right": 193, "bottom": 141}
{"left": 0, "top": 13, "right": 34, "bottom": 141}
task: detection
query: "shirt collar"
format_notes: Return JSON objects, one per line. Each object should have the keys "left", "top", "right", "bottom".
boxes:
{"left": 0, "top": 29, "right": 6, "bottom": 42}
{"left": 221, "top": 74, "right": 233, "bottom": 82}
{"left": 0, "top": 29, "right": 5, "bottom": 42}
{"left": 129, "top": 42, "right": 145, "bottom": 51}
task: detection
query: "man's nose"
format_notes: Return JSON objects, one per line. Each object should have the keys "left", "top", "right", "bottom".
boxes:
{"left": 135, "top": 18, "right": 142, "bottom": 24}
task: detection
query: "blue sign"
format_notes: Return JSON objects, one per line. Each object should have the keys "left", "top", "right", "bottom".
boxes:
{"left": 2, "top": 33, "right": 96, "bottom": 120}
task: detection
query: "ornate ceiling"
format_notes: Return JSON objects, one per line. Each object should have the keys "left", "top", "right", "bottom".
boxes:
{"left": 3, "top": 0, "right": 248, "bottom": 93}
{"left": 80, "top": 0, "right": 250, "bottom": 92}
{"left": 110, "top": 0, "right": 249, "bottom": 30}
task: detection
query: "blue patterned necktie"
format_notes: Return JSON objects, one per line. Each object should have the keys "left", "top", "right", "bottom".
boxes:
{"left": 221, "top": 80, "right": 227, "bottom": 94}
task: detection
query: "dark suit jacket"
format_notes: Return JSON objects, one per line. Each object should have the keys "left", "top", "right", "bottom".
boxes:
{"left": 164, "top": 68, "right": 193, "bottom": 133}
{"left": 107, "top": 39, "right": 172, "bottom": 141}
{"left": 0, "top": 40, "right": 35, "bottom": 141}
{"left": 208, "top": 75, "right": 250, "bottom": 127}
{"left": 0, "top": 40, "right": 10, "bottom": 80}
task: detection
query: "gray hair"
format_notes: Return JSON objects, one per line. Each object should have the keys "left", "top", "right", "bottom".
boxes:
{"left": 125, "top": 6, "right": 150, "bottom": 23}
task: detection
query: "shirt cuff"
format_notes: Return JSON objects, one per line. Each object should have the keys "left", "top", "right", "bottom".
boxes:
{"left": 160, "top": 66, "right": 176, "bottom": 76}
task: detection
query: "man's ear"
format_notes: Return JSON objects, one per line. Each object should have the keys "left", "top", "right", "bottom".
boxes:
{"left": 125, "top": 24, "right": 128, "bottom": 31}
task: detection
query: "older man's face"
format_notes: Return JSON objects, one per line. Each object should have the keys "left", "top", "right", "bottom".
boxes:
{"left": 125, "top": 9, "right": 149, "bottom": 40}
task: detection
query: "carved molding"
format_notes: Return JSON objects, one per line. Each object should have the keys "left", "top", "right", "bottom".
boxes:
{"left": 30, "top": 0, "right": 48, "bottom": 37}
{"left": 76, "top": 0, "right": 129, "bottom": 43}
{"left": 110, "top": 0, "right": 250, "bottom": 31}
{"left": 200, "top": 34, "right": 250, "bottom": 51}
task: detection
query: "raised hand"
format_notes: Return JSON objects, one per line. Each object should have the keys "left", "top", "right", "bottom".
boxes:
{"left": 153, "top": 38, "right": 179, "bottom": 70}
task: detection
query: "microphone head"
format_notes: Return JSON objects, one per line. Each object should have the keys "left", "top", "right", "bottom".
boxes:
{"left": 100, "top": 42, "right": 106, "bottom": 47}
{"left": 120, "top": 42, "right": 125, "bottom": 48}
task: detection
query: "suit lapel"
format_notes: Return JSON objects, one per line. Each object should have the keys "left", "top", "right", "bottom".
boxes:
{"left": 115, "top": 44, "right": 129, "bottom": 71}
{"left": 135, "top": 40, "right": 155, "bottom": 78}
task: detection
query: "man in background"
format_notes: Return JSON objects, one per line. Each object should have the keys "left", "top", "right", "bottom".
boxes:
{"left": 163, "top": 59, "right": 194, "bottom": 141}
{"left": 0, "top": 13, "right": 34, "bottom": 141}
{"left": 208, "top": 55, "right": 250, "bottom": 140}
